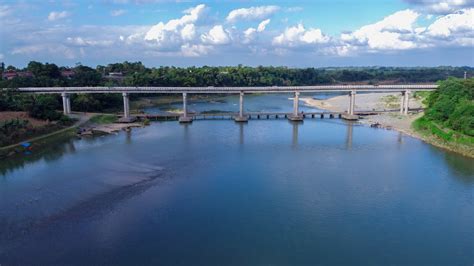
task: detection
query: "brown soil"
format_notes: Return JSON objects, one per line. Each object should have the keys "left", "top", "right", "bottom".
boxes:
{"left": 0, "top": 111, "right": 50, "bottom": 127}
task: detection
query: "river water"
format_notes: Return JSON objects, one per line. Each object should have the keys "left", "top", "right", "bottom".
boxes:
{"left": 0, "top": 95, "right": 473, "bottom": 265}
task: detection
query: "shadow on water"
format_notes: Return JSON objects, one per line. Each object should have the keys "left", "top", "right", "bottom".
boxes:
{"left": 0, "top": 161, "right": 169, "bottom": 258}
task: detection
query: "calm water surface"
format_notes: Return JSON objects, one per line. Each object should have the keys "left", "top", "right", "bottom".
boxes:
{"left": 0, "top": 96, "right": 473, "bottom": 265}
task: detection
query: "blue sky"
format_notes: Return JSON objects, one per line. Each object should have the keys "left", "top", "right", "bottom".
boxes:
{"left": 0, "top": 0, "right": 473, "bottom": 67}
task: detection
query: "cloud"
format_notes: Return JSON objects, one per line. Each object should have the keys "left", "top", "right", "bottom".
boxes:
{"left": 273, "top": 24, "right": 329, "bottom": 47}
{"left": 403, "top": 0, "right": 473, "bottom": 14}
{"left": 201, "top": 25, "right": 231, "bottom": 45}
{"left": 48, "top": 11, "right": 70, "bottom": 21}
{"left": 339, "top": 9, "right": 420, "bottom": 50}
{"left": 426, "top": 8, "right": 474, "bottom": 38}
{"left": 180, "top": 43, "right": 211, "bottom": 57}
{"left": 242, "top": 19, "right": 270, "bottom": 44}
{"left": 0, "top": 53, "right": 4, "bottom": 60}
{"left": 111, "top": 9, "right": 127, "bottom": 16}
{"left": 66, "top": 37, "right": 115, "bottom": 47}
{"left": 257, "top": 19, "right": 270, "bottom": 32}
{"left": 144, "top": 4, "right": 206, "bottom": 48}
{"left": 226, "top": 6, "right": 280, "bottom": 22}
{"left": 12, "top": 44, "right": 77, "bottom": 59}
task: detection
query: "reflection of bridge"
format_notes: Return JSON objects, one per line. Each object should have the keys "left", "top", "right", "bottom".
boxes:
{"left": 17, "top": 84, "right": 437, "bottom": 123}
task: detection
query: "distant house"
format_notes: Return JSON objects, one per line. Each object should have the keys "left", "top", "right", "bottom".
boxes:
{"left": 105, "top": 72, "right": 125, "bottom": 80}
{"left": 61, "top": 69, "right": 76, "bottom": 78}
{"left": 2, "top": 70, "right": 34, "bottom": 80}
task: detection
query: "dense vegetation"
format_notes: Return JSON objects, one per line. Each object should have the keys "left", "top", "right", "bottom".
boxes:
{"left": 414, "top": 78, "right": 473, "bottom": 145}
{"left": 2, "top": 61, "right": 471, "bottom": 88}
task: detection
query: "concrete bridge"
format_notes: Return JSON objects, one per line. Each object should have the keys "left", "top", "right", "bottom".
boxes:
{"left": 16, "top": 84, "right": 437, "bottom": 123}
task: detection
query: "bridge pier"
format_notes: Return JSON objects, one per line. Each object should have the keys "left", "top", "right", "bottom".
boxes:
{"left": 61, "top": 92, "right": 71, "bottom": 115}
{"left": 342, "top": 90, "right": 358, "bottom": 120}
{"left": 119, "top": 92, "right": 137, "bottom": 122}
{"left": 400, "top": 92, "right": 406, "bottom": 114}
{"left": 403, "top": 90, "right": 411, "bottom": 115}
{"left": 288, "top": 91, "right": 303, "bottom": 121}
{"left": 234, "top": 91, "right": 248, "bottom": 122}
{"left": 179, "top": 92, "right": 193, "bottom": 123}
{"left": 122, "top": 92, "right": 130, "bottom": 119}
{"left": 349, "top": 90, "right": 356, "bottom": 115}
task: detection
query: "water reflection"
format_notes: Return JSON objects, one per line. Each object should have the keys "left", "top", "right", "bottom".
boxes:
{"left": 345, "top": 122, "right": 353, "bottom": 150}
{"left": 125, "top": 130, "right": 132, "bottom": 144}
{"left": 0, "top": 134, "right": 78, "bottom": 176}
{"left": 238, "top": 122, "right": 244, "bottom": 145}
{"left": 444, "top": 152, "right": 474, "bottom": 184}
{"left": 291, "top": 121, "right": 299, "bottom": 149}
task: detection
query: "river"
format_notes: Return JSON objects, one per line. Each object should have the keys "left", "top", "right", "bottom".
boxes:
{"left": 0, "top": 95, "right": 473, "bottom": 265}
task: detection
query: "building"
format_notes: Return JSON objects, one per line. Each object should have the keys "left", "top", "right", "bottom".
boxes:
{"left": 2, "top": 70, "right": 34, "bottom": 80}
{"left": 61, "top": 69, "right": 76, "bottom": 78}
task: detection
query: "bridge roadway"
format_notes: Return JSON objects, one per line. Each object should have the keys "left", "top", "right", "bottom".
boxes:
{"left": 15, "top": 84, "right": 438, "bottom": 123}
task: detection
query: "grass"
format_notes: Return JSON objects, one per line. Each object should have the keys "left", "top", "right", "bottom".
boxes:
{"left": 413, "top": 116, "right": 474, "bottom": 146}
{"left": 89, "top": 114, "right": 118, "bottom": 124}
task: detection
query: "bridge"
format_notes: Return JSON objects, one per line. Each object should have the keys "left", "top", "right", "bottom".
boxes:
{"left": 16, "top": 84, "right": 438, "bottom": 123}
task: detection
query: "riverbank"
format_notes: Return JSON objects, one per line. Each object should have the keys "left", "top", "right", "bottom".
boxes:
{"left": 301, "top": 93, "right": 474, "bottom": 158}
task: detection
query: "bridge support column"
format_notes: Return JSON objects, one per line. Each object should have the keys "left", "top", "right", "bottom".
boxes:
{"left": 403, "top": 90, "right": 411, "bottom": 115}
{"left": 61, "top": 92, "right": 71, "bottom": 115}
{"left": 342, "top": 90, "right": 358, "bottom": 121}
{"left": 288, "top": 91, "right": 303, "bottom": 121}
{"left": 400, "top": 91, "right": 406, "bottom": 114}
{"left": 179, "top": 92, "right": 193, "bottom": 123}
{"left": 349, "top": 90, "right": 356, "bottom": 115}
{"left": 118, "top": 92, "right": 137, "bottom": 122}
{"left": 235, "top": 91, "right": 248, "bottom": 122}
{"left": 122, "top": 92, "right": 130, "bottom": 119}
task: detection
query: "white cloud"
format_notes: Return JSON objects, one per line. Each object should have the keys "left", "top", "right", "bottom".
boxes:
{"left": 110, "top": 9, "right": 127, "bottom": 16}
{"left": 243, "top": 28, "right": 257, "bottom": 44}
{"left": 426, "top": 8, "right": 474, "bottom": 37}
{"left": 181, "top": 43, "right": 211, "bottom": 57}
{"left": 181, "top": 24, "right": 196, "bottom": 41}
{"left": 340, "top": 9, "right": 420, "bottom": 50}
{"left": 226, "top": 6, "right": 280, "bottom": 22}
{"left": 404, "top": 0, "right": 473, "bottom": 14}
{"left": 0, "top": 53, "right": 4, "bottom": 60}
{"left": 66, "top": 37, "right": 115, "bottom": 47}
{"left": 201, "top": 25, "right": 231, "bottom": 45}
{"left": 48, "top": 11, "right": 70, "bottom": 21}
{"left": 257, "top": 19, "right": 270, "bottom": 32}
{"left": 144, "top": 4, "right": 206, "bottom": 48}
{"left": 273, "top": 24, "right": 329, "bottom": 47}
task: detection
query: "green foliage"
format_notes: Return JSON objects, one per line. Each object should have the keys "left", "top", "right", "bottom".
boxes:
{"left": 26, "top": 95, "right": 62, "bottom": 121}
{"left": 90, "top": 114, "right": 118, "bottom": 124}
{"left": 424, "top": 78, "right": 474, "bottom": 136}
{"left": 72, "top": 94, "right": 122, "bottom": 112}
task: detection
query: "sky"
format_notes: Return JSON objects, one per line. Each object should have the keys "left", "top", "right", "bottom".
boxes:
{"left": 0, "top": 0, "right": 473, "bottom": 68}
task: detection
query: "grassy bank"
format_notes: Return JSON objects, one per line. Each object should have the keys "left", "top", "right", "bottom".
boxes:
{"left": 89, "top": 114, "right": 118, "bottom": 124}
{"left": 411, "top": 78, "right": 473, "bottom": 157}
{"left": 412, "top": 116, "right": 474, "bottom": 157}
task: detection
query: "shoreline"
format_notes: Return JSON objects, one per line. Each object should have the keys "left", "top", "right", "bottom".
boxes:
{"left": 301, "top": 94, "right": 474, "bottom": 158}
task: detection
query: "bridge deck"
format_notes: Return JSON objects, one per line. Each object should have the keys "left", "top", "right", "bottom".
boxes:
{"left": 16, "top": 85, "right": 437, "bottom": 94}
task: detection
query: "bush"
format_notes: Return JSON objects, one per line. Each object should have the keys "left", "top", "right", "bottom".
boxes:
{"left": 423, "top": 78, "right": 474, "bottom": 136}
